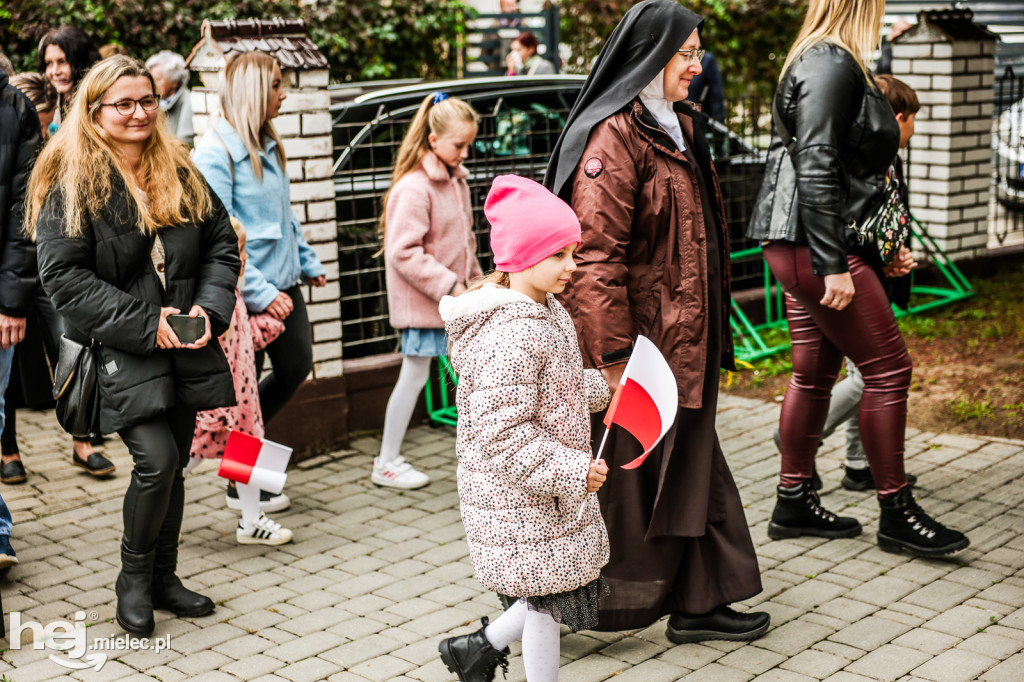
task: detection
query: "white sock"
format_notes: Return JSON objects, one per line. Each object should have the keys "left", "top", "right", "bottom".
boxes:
{"left": 522, "top": 608, "right": 561, "bottom": 682}
{"left": 484, "top": 599, "right": 528, "bottom": 651}
{"left": 378, "top": 355, "right": 432, "bottom": 466}
{"left": 183, "top": 456, "right": 202, "bottom": 477}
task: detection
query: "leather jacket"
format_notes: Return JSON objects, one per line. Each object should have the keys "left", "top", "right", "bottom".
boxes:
{"left": 747, "top": 42, "right": 900, "bottom": 275}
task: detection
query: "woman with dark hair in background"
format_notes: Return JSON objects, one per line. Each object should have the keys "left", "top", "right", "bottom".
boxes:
{"left": 544, "top": 0, "right": 768, "bottom": 643}
{"left": 37, "top": 25, "right": 100, "bottom": 132}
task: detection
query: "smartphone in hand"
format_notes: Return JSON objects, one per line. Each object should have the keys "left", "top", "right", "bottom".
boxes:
{"left": 167, "top": 314, "right": 206, "bottom": 344}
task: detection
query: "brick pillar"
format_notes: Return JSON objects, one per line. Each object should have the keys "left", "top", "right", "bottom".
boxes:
{"left": 892, "top": 10, "right": 997, "bottom": 260}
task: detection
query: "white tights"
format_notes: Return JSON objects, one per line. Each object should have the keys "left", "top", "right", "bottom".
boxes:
{"left": 378, "top": 355, "right": 432, "bottom": 465}
{"left": 484, "top": 599, "right": 561, "bottom": 681}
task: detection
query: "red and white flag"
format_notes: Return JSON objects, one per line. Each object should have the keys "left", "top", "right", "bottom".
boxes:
{"left": 603, "top": 335, "right": 678, "bottom": 469}
{"left": 218, "top": 431, "right": 291, "bottom": 494}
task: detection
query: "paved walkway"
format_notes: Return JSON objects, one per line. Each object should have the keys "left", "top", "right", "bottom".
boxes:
{"left": 1, "top": 396, "right": 1023, "bottom": 681}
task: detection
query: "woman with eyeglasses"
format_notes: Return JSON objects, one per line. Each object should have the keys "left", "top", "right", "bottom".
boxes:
{"left": 544, "top": 0, "right": 767, "bottom": 643}
{"left": 27, "top": 55, "right": 240, "bottom": 636}
{"left": 747, "top": 0, "right": 968, "bottom": 557}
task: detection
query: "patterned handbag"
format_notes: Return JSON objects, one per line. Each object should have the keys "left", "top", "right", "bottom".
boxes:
{"left": 849, "top": 164, "right": 910, "bottom": 265}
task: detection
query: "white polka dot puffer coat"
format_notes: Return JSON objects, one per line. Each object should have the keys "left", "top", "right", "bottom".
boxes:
{"left": 439, "top": 283, "right": 611, "bottom": 597}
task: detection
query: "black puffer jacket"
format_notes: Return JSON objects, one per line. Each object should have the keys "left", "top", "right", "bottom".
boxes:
{"left": 747, "top": 42, "right": 901, "bottom": 276}
{"left": 0, "top": 72, "right": 43, "bottom": 317}
{"left": 35, "top": 171, "right": 241, "bottom": 433}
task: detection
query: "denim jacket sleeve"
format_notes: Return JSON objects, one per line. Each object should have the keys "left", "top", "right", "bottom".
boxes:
{"left": 293, "top": 213, "right": 325, "bottom": 280}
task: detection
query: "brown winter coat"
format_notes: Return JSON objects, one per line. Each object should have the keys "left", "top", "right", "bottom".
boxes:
{"left": 561, "top": 100, "right": 734, "bottom": 409}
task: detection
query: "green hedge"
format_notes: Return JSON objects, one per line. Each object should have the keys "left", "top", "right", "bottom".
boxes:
{"left": 0, "top": 0, "right": 470, "bottom": 83}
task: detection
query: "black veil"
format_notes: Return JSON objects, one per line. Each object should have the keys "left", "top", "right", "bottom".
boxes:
{"left": 543, "top": 0, "right": 703, "bottom": 200}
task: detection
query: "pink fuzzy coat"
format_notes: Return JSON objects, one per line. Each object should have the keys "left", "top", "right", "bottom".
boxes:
{"left": 385, "top": 152, "right": 483, "bottom": 330}
{"left": 440, "top": 284, "right": 611, "bottom": 597}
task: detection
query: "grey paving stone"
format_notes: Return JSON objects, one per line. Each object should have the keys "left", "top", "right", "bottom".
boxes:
{"left": 347, "top": 654, "right": 418, "bottom": 681}
{"left": 923, "top": 604, "right": 1003, "bottom": 638}
{"left": 829, "top": 615, "right": 914, "bottom": 650}
{"left": 263, "top": 631, "right": 347, "bottom": 663}
{"left": 715, "top": 645, "right": 789, "bottom": 674}
{"left": 980, "top": 652, "right": 1024, "bottom": 681}
{"left": 682, "top": 661, "right": 756, "bottom": 681}
{"left": 779, "top": 648, "right": 850, "bottom": 678}
{"left": 912, "top": 648, "right": 999, "bottom": 682}
{"left": 218, "top": 653, "right": 287, "bottom": 678}
{"left": 844, "top": 643, "right": 932, "bottom": 681}
{"left": 958, "top": 631, "right": 1024, "bottom": 659}
{"left": 758, "top": 618, "right": 837, "bottom": 656}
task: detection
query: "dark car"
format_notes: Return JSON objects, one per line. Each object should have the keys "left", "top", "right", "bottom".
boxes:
{"left": 330, "top": 76, "right": 767, "bottom": 358}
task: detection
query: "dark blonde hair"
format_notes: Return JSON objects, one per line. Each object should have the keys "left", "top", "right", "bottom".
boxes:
{"left": 9, "top": 72, "right": 57, "bottom": 114}
{"left": 26, "top": 55, "right": 212, "bottom": 238}
{"left": 218, "top": 51, "right": 286, "bottom": 182}
{"left": 874, "top": 75, "right": 920, "bottom": 117}
{"left": 782, "top": 0, "right": 885, "bottom": 83}
{"left": 465, "top": 270, "right": 511, "bottom": 293}
{"left": 377, "top": 93, "right": 479, "bottom": 248}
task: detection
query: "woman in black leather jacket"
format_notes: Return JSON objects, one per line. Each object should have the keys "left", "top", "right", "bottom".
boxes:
{"left": 747, "top": 0, "right": 968, "bottom": 557}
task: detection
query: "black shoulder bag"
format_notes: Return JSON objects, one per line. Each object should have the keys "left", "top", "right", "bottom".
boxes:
{"left": 771, "top": 98, "right": 910, "bottom": 265}
{"left": 52, "top": 335, "right": 101, "bottom": 438}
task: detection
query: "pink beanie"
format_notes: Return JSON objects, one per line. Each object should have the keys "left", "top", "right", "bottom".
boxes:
{"left": 485, "top": 175, "right": 582, "bottom": 273}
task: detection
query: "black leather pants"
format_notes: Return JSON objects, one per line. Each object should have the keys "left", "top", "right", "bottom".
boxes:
{"left": 118, "top": 406, "right": 196, "bottom": 552}
{"left": 764, "top": 243, "right": 913, "bottom": 498}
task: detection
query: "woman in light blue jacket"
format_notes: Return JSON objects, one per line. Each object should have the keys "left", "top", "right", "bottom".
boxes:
{"left": 194, "top": 51, "right": 325, "bottom": 436}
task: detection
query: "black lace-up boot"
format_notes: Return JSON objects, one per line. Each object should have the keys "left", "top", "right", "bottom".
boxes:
{"left": 438, "top": 616, "right": 510, "bottom": 682}
{"left": 878, "top": 486, "right": 969, "bottom": 556}
{"left": 768, "top": 480, "right": 863, "bottom": 540}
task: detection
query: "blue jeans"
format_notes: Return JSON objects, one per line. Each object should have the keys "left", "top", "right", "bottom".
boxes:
{"left": 0, "top": 346, "right": 13, "bottom": 536}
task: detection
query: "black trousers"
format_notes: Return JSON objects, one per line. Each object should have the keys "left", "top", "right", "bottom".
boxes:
{"left": 118, "top": 406, "right": 196, "bottom": 552}
{"left": 254, "top": 284, "right": 312, "bottom": 424}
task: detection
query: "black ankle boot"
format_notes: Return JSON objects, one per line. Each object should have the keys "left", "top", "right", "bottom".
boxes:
{"left": 116, "top": 544, "right": 156, "bottom": 636}
{"left": 152, "top": 544, "right": 215, "bottom": 618}
{"left": 878, "top": 486, "right": 969, "bottom": 556}
{"left": 768, "top": 481, "right": 862, "bottom": 540}
{"left": 438, "top": 616, "right": 509, "bottom": 682}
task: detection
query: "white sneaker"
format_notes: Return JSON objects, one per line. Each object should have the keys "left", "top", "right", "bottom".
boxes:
{"left": 371, "top": 456, "right": 430, "bottom": 490}
{"left": 237, "top": 513, "right": 294, "bottom": 545}
{"left": 225, "top": 484, "right": 291, "bottom": 513}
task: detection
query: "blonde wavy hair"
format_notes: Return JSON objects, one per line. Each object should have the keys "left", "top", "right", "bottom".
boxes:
{"left": 218, "top": 51, "right": 286, "bottom": 183}
{"left": 781, "top": 0, "right": 886, "bottom": 83}
{"left": 377, "top": 93, "right": 479, "bottom": 250}
{"left": 26, "top": 55, "right": 212, "bottom": 239}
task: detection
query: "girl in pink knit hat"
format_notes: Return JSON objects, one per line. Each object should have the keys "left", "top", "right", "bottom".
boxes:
{"left": 436, "top": 175, "right": 611, "bottom": 682}
{"left": 374, "top": 93, "right": 485, "bottom": 490}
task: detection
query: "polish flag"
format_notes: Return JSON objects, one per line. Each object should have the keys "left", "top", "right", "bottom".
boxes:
{"left": 603, "top": 335, "right": 678, "bottom": 470}
{"left": 218, "top": 431, "right": 291, "bottom": 494}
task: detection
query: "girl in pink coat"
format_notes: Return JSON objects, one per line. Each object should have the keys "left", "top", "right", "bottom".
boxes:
{"left": 375, "top": 93, "right": 484, "bottom": 490}
{"left": 437, "top": 176, "right": 610, "bottom": 682}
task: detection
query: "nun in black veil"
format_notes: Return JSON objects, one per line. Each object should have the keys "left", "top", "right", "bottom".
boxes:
{"left": 544, "top": 0, "right": 769, "bottom": 643}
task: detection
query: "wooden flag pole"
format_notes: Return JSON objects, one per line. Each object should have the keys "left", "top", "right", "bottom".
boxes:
{"left": 577, "top": 425, "right": 612, "bottom": 521}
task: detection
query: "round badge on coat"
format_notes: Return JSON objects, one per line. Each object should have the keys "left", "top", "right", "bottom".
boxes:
{"left": 584, "top": 157, "right": 603, "bottom": 178}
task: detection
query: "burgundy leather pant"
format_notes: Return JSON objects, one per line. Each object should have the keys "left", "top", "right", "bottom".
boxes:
{"left": 764, "top": 243, "right": 912, "bottom": 498}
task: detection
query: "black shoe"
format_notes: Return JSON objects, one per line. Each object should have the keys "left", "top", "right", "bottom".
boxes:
{"left": 666, "top": 605, "right": 770, "bottom": 644}
{"left": 1, "top": 458, "right": 27, "bottom": 484}
{"left": 152, "top": 573, "right": 215, "bottom": 617}
{"left": 772, "top": 431, "right": 823, "bottom": 491}
{"left": 438, "top": 616, "right": 509, "bottom": 682}
{"left": 878, "top": 486, "right": 969, "bottom": 557}
{"left": 768, "top": 481, "right": 862, "bottom": 540}
{"left": 73, "top": 451, "right": 116, "bottom": 477}
{"left": 152, "top": 544, "right": 215, "bottom": 618}
{"left": 116, "top": 544, "right": 155, "bottom": 636}
{"left": 841, "top": 466, "right": 918, "bottom": 491}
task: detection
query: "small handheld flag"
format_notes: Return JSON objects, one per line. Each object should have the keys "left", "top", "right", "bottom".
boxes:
{"left": 602, "top": 335, "right": 678, "bottom": 469}
{"left": 219, "top": 431, "right": 293, "bottom": 526}
{"left": 577, "top": 335, "right": 678, "bottom": 520}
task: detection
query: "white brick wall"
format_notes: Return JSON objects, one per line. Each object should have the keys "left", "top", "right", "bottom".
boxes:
{"left": 892, "top": 29, "right": 996, "bottom": 261}
{"left": 190, "top": 66, "right": 342, "bottom": 379}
